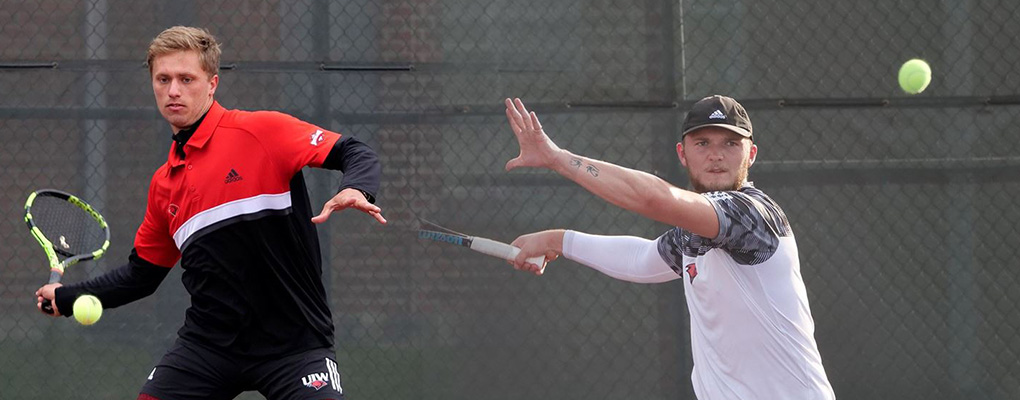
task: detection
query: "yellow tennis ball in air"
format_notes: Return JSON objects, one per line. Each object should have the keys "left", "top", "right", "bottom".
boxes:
{"left": 73, "top": 295, "right": 103, "bottom": 326}
{"left": 898, "top": 59, "right": 932, "bottom": 94}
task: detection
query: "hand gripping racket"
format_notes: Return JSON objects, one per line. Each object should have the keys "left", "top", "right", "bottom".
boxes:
{"left": 24, "top": 189, "right": 110, "bottom": 314}
{"left": 416, "top": 217, "right": 545, "bottom": 268}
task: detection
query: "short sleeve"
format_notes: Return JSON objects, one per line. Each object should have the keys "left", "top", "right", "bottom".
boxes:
{"left": 701, "top": 189, "right": 791, "bottom": 265}
{"left": 655, "top": 228, "right": 687, "bottom": 275}
{"left": 254, "top": 111, "right": 342, "bottom": 174}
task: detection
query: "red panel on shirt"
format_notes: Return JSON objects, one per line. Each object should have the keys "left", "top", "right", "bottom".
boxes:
{"left": 133, "top": 102, "right": 341, "bottom": 267}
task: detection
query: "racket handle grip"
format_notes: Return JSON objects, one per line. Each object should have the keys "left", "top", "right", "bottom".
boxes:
{"left": 41, "top": 270, "right": 63, "bottom": 314}
{"left": 41, "top": 299, "right": 55, "bottom": 315}
{"left": 470, "top": 238, "right": 546, "bottom": 266}
{"left": 512, "top": 248, "right": 548, "bottom": 268}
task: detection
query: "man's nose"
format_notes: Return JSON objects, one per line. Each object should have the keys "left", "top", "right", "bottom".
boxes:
{"left": 707, "top": 146, "right": 724, "bottom": 161}
{"left": 168, "top": 80, "right": 181, "bottom": 97}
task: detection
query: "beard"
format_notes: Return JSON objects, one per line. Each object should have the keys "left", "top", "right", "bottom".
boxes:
{"left": 687, "top": 156, "right": 752, "bottom": 193}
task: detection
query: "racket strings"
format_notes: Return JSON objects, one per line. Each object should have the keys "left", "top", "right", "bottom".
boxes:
{"left": 31, "top": 196, "right": 105, "bottom": 256}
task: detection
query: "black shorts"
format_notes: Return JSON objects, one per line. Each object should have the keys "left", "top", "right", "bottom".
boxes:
{"left": 140, "top": 339, "right": 345, "bottom": 400}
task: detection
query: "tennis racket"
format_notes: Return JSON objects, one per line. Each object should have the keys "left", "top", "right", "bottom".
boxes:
{"left": 24, "top": 189, "right": 110, "bottom": 314}
{"left": 416, "top": 217, "right": 546, "bottom": 269}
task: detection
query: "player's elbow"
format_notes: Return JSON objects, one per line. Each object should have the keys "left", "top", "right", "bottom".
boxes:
{"left": 639, "top": 190, "right": 676, "bottom": 220}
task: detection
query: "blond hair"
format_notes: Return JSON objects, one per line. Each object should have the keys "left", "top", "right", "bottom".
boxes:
{"left": 146, "top": 26, "right": 221, "bottom": 77}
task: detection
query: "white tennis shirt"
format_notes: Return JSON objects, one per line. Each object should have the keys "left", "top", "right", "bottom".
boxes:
{"left": 656, "top": 185, "right": 835, "bottom": 399}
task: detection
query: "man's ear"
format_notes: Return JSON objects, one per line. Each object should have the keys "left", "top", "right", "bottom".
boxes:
{"left": 677, "top": 141, "right": 688, "bottom": 168}
{"left": 208, "top": 74, "right": 219, "bottom": 97}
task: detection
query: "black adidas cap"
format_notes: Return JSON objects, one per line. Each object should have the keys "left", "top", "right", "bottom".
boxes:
{"left": 680, "top": 95, "right": 753, "bottom": 140}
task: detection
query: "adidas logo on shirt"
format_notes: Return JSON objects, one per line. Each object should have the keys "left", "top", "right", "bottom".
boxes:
{"left": 708, "top": 110, "right": 726, "bottom": 120}
{"left": 224, "top": 168, "right": 243, "bottom": 184}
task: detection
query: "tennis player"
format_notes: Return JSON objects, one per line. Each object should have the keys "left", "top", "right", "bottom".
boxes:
{"left": 503, "top": 96, "right": 835, "bottom": 399}
{"left": 34, "top": 26, "right": 383, "bottom": 399}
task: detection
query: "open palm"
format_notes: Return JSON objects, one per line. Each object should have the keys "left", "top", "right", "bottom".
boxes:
{"left": 504, "top": 98, "right": 562, "bottom": 171}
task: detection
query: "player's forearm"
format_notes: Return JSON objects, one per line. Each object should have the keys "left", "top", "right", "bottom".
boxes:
{"left": 325, "top": 136, "right": 381, "bottom": 202}
{"left": 53, "top": 249, "right": 171, "bottom": 316}
{"left": 562, "top": 230, "right": 678, "bottom": 283}
{"left": 550, "top": 150, "right": 712, "bottom": 232}
{"left": 550, "top": 150, "right": 652, "bottom": 206}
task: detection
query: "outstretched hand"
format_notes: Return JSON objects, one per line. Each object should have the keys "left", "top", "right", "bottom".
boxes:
{"left": 312, "top": 188, "right": 386, "bottom": 224}
{"left": 504, "top": 98, "right": 563, "bottom": 171}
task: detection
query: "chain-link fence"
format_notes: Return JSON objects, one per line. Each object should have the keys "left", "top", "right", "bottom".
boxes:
{"left": 2, "top": 0, "right": 1018, "bottom": 399}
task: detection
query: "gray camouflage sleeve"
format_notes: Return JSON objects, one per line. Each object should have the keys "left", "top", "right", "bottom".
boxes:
{"left": 701, "top": 190, "right": 791, "bottom": 265}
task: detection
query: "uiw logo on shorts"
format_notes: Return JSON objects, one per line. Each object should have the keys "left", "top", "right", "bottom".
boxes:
{"left": 302, "top": 372, "right": 329, "bottom": 390}
{"left": 301, "top": 358, "right": 343, "bottom": 393}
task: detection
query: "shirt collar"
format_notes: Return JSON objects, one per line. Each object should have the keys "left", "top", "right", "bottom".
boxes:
{"left": 172, "top": 112, "right": 206, "bottom": 160}
{"left": 167, "top": 101, "right": 226, "bottom": 167}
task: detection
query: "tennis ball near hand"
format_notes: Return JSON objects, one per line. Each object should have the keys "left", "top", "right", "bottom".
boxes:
{"left": 898, "top": 59, "right": 932, "bottom": 94}
{"left": 73, "top": 295, "right": 103, "bottom": 326}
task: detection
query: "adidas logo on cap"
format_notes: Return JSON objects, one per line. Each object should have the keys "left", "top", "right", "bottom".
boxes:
{"left": 708, "top": 110, "right": 726, "bottom": 120}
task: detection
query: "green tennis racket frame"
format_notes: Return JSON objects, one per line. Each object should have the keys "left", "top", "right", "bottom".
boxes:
{"left": 24, "top": 189, "right": 110, "bottom": 314}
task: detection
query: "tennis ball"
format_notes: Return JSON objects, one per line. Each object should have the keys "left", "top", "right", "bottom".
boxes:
{"left": 73, "top": 295, "right": 103, "bottom": 326}
{"left": 898, "top": 59, "right": 932, "bottom": 94}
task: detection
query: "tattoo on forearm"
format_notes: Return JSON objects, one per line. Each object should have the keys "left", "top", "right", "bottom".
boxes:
{"left": 569, "top": 157, "right": 599, "bottom": 177}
